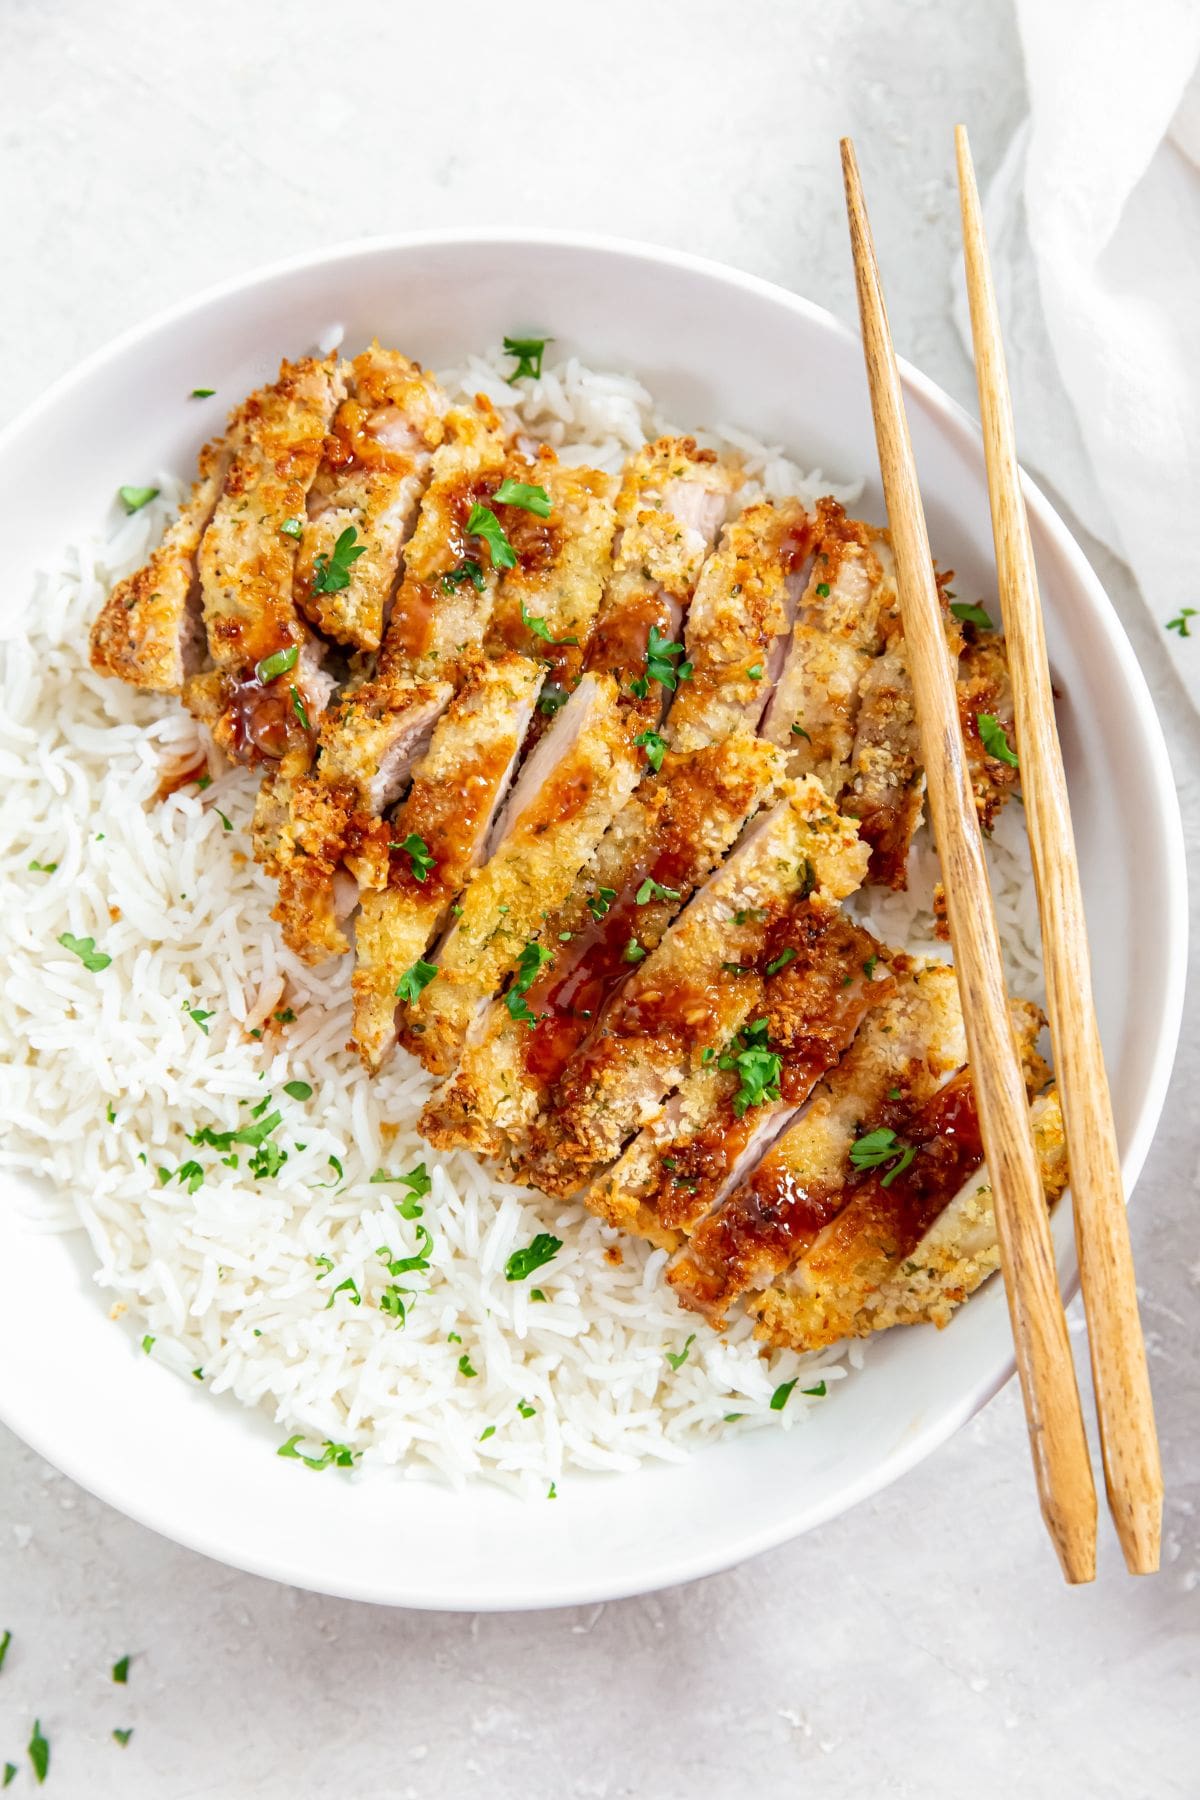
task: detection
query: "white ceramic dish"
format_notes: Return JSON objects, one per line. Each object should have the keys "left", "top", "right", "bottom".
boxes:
{"left": 0, "top": 232, "right": 1186, "bottom": 1611}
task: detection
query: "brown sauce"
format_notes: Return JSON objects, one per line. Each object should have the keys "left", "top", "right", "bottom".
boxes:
{"left": 585, "top": 593, "right": 672, "bottom": 685}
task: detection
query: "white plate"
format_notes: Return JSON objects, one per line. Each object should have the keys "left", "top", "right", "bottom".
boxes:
{"left": 0, "top": 232, "right": 1186, "bottom": 1610}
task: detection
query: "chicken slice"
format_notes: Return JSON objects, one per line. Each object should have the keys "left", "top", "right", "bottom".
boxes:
{"left": 189, "top": 355, "right": 345, "bottom": 762}
{"left": 590, "top": 904, "right": 893, "bottom": 1248}
{"left": 843, "top": 1085, "right": 1066, "bottom": 1337}
{"left": 749, "top": 1004, "right": 1053, "bottom": 1352}
{"left": 957, "top": 634, "right": 1020, "bottom": 832}
{"left": 421, "top": 730, "right": 782, "bottom": 1158}
{"left": 525, "top": 777, "right": 871, "bottom": 1198}
{"left": 761, "top": 498, "right": 898, "bottom": 790}
{"left": 397, "top": 673, "right": 641, "bottom": 1076}
{"left": 484, "top": 451, "right": 618, "bottom": 732}
{"left": 667, "top": 959, "right": 966, "bottom": 1325}
{"left": 295, "top": 343, "right": 446, "bottom": 651}
{"left": 667, "top": 499, "right": 812, "bottom": 753}
{"left": 263, "top": 681, "right": 452, "bottom": 964}
{"left": 89, "top": 437, "right": 232, "bottom": 693}
{"left": 584, "top": 437, "right": 737, "bottom": 718}
{"left": 351, "top": 652, "right": 544, "bottom": 1070}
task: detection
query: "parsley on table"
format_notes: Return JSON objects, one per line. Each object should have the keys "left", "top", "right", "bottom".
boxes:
{"left": 190, "top": 386, "right": 215, "bottom": 398}
{"left": 311, "top": 526, "right": 366, "bottom": 594}
{"left": 118, "top": 484, "right": 158, "bottom": 513}
{"left": 112, "top": 1655, "right": 130, "bottom": 1683}
{"left": 255, "top": 643, "right": 298, "bottom": 684}
{"left": 635, "top": 876, "right": 680, "bottom": 906}
{"left": 503, "top": 335, "right": 552, "bottom": 380}
{"left": 395, "top": 959, "right": 439, "bottom": 1003}
{"left": 58, "top": 932, "right": 111, "bottom": 972}
{"left": 770, "top": 1379, "right": 798, "bottom": 1411}
{"left": 1166, "top": 607, "right": 1197, "bottom": 638}
{"left": 277, "top": 1436, "right": 359, "bottom": 1470}
{"left": 849, "top": 1126, "right": 916, "bottom": 1187}
{"left": 0, "top": 1628, "right": 10, "bottom": 1670}
{"left": 27, "top": 1720, "right": 49, "bottom": 1784}
{"left": 3, "top": 1762, "right": 15, "bottom": 1786}
{"left": 665, "top": 1334, "right": 696, "bottom": 1371}
{"left": 466, "top": 503, "right": 517, "bottom": 571}
{"left": 976, "top": 712, "right": 1019, "bottom": 768}
{"left": 950, "top": 600, "right": 994, "bottom": 629}
{"left": 112, "top": 1728, "right": 134, "bottom": 1746}
{"left": 493, "top": 478, "right": 552, "bottom": 518}
{"left": 633, "top": 728, "right": 667, "bottom": 772}
{"left": 505, "top": 1233, "right": 562, "bottom": 1282}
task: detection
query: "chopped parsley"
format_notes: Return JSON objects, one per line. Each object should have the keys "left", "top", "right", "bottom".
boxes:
{"left": 493, "top": 478, "right": 552, "bottom": 518}
{"left": 183, "top": 1003, "right": 214, "bottom": 1034}
{"left": 586, "top": 886, "right": 617, "bottom": 921}
{"left": 635, "top": 876, "right": 680, "bottom": 905}
{"left": 764, "top": 947, "right": 796, "bottom": 977}
{"left": 621, "top": 937, "right": 646, "bottom": 963}
{"left": 396, "top": 832, "right": 435, "bottom": 883}
{"left": 141, "top": 1334, "right": 154, "bottom": 1354}
{"left": 376, "top": 1224, "right": 433, "bottom": 1278}
{"left": 537, "top": 682, "right": 569, "bottom": 716}
{"left": 512, "top": 940, "right": 553, "bottom": 993}
{"left": 441, "top": 557, "right": 485, "bottom": 595}
{"left": 770, "top": 1378, "right": 798, "bottom": 1411}
{"left": 311, "top": 526, "right": 366, "bottom": 594}
{"left": 0, "top": 1629, "right": 10, "bottom": 1670}
{"left": 118, "top": 484, "right": 158, "bottom": 513}
{"left": 27, "top": 859, "right": 57, "bottom": 872}
{"left": 849, "top": 1126, "right": 916, "bottom": 1187}
{"left": 746, "top": 663, "right": 763, "bottom": 680}
{"left": 457, "top": 1353, "right": 478, "bottom": 1378}
{"left": 249, "top": 1138, "right": 286, "bottom": 1181}
{"left": 547, "top": 1481, "right": 557, "bottom": 1499}
{"left": 274, "top": 1007, "right": 296, "bottom": 1023}
{"left": 3, "top": 1763, "right": 15, "bottom": 1787}
{"left": 521, "top": 599, "right": 577, "bottom": 646}
{"left": 395, "top": 958, "right": 439, "bottom": 1003}
{"left": 633, "top": 728, "right": 668, "bottom": 772}
{"left": 112, "top": 1728, "right": 134, "bottom": 1747}
{"left": 503, "top": 335, "right": 552, "bottom": 380}
{"left": 815, "top": 580, "right": 831, "bottom": 598}
{"left": 719, "top": 1021, "right": 782, "bottom": 1118}
{"left": 733, "top": 908, "right": 766, "bottom": 925}
{"left": 863, "top": 955, "right": 878, "bottom": 980}
{"left": 57, "top": 932, "right": 111, "bottom": 972}
{"left": 277, "top": 1436, "right": 359, "bottom": 1470}
{"left": 976, "top": 711, "right": 1019, "bottom": 768}
{"left": 797, "top": 856, "right": 817, "bottom": 900}
{"left": 530, "top": 1289, "right": 547, "bottom": 1303}
{"left": 27, "top": 1719, "right": 49, "bottom": 1785}
{"left": 282, "top": 1079, "right": 312, "bottom": 1101}
{"left": 192, "top": 1368, "right": 204, "bottom": 1380}
{"left": 190, "top": 386, "right": 215, "bottom": 398}
{"left": 950, "top": 600, "right": 994, "bottom": 629}
{"left": 214, "top": 808, "right": 234, "bottom": 832}
{"left": 517, "top": 1398, "right": 536, "bottom": 1418}
{"left": 665, "top": 1334, "right": 696, "bottom": 1371}
{"left": 505, "top": 1233, "right": 562, "bottom": 1282}
{"left": 112, "top": 1655, "right": 130, "bottom": 1683}
{"left": 290, "top": 685, "right": 310, "bottom": 731}
{"left": 255, "top": 643, "right": 298, "bottom": 684}
{"left": 466, "top": 503, "right": 517, "bottom": 571}
{"left": 479, "top": 1425, "right": 496, "bottom": 1441}
{"left": 790, "top": 722, "right": 811, "bottom": 741}
{"left": 803, "top": 1380, "right": 827, "bottom": 1397}
{"left": 325, "top": 1276, "right": 362, "bottom": 1310}
{"left": 280, "top": 516, "right": 304, "bottom": 539}
{"left": 1166, "top": 607, "right": 1197, "bottom": 638}
{"left": 636, "top": 625, "right": 692, "bottom": 695}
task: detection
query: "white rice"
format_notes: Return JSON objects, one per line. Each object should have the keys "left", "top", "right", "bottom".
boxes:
{"left": 0, "top": 343, "right": 1038, "bottom": 1497}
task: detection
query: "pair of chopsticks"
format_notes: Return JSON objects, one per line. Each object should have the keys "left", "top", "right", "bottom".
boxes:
{"left": 840, "top": 130, "right": 1162, "bottom": 1584}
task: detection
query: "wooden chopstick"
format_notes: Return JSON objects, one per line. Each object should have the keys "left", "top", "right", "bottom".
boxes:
{"left": 954, "top": 124, "right": 1162, "bottom": 1575}
{"left": 839, "top": 138, "right": 1097, "bottom": 1583}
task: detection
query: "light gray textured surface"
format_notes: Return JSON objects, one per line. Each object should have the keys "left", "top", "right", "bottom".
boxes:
{"left": 1, "top": 2, "right": 1196, "bottom": 1795}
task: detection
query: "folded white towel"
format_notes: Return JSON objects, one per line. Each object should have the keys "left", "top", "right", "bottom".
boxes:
{"left": 954, "top": 0, "right": 1200, "bottom": 708}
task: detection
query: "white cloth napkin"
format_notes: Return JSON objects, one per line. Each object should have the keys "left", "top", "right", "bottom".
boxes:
{"left": 953, "top": 0, "right": 1200, "bottom": 709}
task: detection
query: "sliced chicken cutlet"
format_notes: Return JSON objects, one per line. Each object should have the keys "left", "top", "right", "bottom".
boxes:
{"left": 421, "top": 730, "right": 782, "bottom": 1157}
{"left": 667, "top": 499, "right": 812, "bottom": 754}
{"left": 590, "top": 904, "right": 893, "bottom": 1249}
{"left": 750, "top": 1002, "right": 1054, "bottom": 1352}
{"left": 667, "top": 959, "right": 966, "bottom": 1325}
{"left": 89, "top": 437, "right": 233, "bottom": 693}
{"left": 484, "top": 452, "right": 617, "bottom": 732}
{"left": 957, "top": 634, "right": 1020, "bottom": 831}
{"left": 761, "top": 498, "right": 898, "bottom": 791}
{"left": 852, "top": 1085, "right": 1066, "bottom": 1336}
{"left": 295, "top": 343, "right": 447, "bottom": 651}
{"left": 585, "top": 436, "right": 736, "bottom": 717}
{"left": 264, "top": 681, "right": 452, "bottom": 963}
{"left": 187, "top": 355, "right": 345, "bottom": 763}
{"left": 351, "top": 652, "right": 544, "bottom": 1070}
{"left": 525, "top": 777, "right": 871, "bottom": 1198}
{"left": 397, "top": 672, "right": 642, "bottom": 1076}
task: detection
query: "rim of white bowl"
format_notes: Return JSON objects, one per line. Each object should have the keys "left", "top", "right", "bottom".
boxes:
{"left": 0, "top": 229, "right": 1187, "bottom": 1609}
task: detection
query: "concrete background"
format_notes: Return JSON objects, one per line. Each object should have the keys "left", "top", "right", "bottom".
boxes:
{"left": 2, "top": 2, "right": 1196, "bottom": 1795}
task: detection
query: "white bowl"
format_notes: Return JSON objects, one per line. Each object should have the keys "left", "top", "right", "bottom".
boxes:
{"left": 0, "top": 232, "right": 1186, "bottom": 1610}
